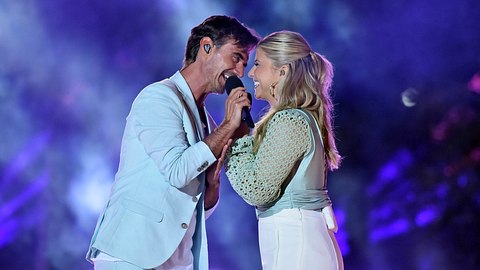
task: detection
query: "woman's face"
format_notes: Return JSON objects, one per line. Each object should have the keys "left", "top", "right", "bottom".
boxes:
{"left": 248, "top": 48, "right": 279, "bottom": 105}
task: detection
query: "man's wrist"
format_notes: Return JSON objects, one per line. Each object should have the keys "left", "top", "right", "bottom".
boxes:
{"left": 204, "top": 181, "right": 220, "bottom": 210}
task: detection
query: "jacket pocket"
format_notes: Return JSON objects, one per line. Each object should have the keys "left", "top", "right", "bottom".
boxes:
{"left": 121, "top": 199, "right": 164, "bottom": 222}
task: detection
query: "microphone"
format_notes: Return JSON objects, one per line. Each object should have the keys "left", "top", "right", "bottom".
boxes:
{"left": 225, "top": 76, "right": 255, "bottom": 128}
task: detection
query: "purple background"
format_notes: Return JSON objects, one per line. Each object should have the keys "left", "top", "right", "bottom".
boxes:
{"left": 1, "top": 0, "right": 479, "bottom": 269}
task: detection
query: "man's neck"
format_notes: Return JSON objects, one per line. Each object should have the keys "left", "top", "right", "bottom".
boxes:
{"left": 180, "top": 64, "right": 208, "bottom": 108}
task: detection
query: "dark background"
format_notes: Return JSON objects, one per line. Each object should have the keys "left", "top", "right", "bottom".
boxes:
{"left": 1, "top": 0, "right": 479, "bottom": 269}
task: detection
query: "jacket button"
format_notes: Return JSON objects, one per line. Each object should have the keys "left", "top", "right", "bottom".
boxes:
{"left": 197, "top": 161, "right": 209, "bottom": 172}
{"left": 181, "top": 223, "right": 188, "bottom": 229}
{"left": 192, "top": 197, "right": 198, "bottom": 203}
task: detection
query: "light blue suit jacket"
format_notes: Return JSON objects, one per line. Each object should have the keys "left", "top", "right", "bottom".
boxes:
{"left": 86, "top": 71, "right": 217, "bottom": 269}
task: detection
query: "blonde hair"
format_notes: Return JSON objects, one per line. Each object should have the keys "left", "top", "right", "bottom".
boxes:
{"left": 253, "top": 31, "right": 341, "bottom": 170}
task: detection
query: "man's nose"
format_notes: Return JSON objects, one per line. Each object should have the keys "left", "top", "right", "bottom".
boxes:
{"left": 233, "top": 63, "right": 246, "bottom": 78}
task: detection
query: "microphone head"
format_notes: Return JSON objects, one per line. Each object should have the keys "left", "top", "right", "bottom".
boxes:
{"left": 225, "top": 76, "right": 244, "bottom": 95}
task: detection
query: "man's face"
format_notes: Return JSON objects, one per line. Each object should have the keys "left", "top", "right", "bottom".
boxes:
{"left": 205, "top": 40, "right": 250, "bottom": 94}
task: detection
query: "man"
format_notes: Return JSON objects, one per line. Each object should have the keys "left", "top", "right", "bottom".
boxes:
{"left": 86, "top": 15, "right": 260, "bottom": 270}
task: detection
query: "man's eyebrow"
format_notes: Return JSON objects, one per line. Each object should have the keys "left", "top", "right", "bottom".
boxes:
{"left": 234, "top": 52, "right": 249, "bottom": 67}
{"left": 234, "top": 52, "right": 245, "bottom": 60}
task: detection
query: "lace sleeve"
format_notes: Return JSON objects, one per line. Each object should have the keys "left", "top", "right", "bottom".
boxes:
{"left": 225, "top": 110, "right": 311, "bottom": 206}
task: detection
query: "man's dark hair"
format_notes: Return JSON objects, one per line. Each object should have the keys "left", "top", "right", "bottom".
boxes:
{"left": 184, "top": 15, "right": 260, "bottom": 65}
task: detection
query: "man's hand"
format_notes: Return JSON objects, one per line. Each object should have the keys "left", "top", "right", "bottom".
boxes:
{"left": 204, "top": 88, "right": 250, "bottom": 158}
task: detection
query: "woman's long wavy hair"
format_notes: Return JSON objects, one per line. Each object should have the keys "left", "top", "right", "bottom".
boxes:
{"left": 253, "top": 31, "right": 341, "bottom": 170}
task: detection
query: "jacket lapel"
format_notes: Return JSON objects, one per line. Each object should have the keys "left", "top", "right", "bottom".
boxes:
{"left": 170, "top": 73, "right": 205, "bottom": 141}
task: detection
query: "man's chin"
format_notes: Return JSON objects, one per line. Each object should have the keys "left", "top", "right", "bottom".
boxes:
{"left": 207, "top": 87, "right": 225, "bottom": 95}
{"left": 214, "top": 82, "right": 226, "bottom": 95}
{"left": 214, "top": 88, "right": 226, "bottom": 95}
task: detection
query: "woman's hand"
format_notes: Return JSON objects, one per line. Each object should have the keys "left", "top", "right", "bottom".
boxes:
{"left": 204, "top": 139, "right": 232, "bottom": 209}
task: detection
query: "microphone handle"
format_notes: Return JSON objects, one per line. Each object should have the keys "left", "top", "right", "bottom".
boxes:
{"left": 242, "top": 107, "right": 255, "bottom": 128}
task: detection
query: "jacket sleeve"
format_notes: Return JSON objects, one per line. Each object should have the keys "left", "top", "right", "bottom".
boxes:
{"left": 129, "top": 83, "right": 216, "bottom": 188}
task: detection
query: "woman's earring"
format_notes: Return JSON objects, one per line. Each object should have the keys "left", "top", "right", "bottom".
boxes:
{"left": 270, "top": 82, "right": 277, "bottom": 97}
{"left": 280, "top": 70, "right": 285, "bottom": 76}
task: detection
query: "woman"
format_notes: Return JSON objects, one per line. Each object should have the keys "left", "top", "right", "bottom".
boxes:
{"left": 225, "top": 31, "right": 344, "bottom": 270}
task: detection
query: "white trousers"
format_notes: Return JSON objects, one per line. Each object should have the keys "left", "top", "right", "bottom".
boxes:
{"left": 258, "top": 208, "right": 343, "bottom": 270}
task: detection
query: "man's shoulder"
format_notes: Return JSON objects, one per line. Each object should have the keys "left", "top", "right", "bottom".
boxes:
{"left": 128, "top": 79, "right": 183, "bottom": 113}
{"left": 136, "top": 79, "right": 180, "bottom": 100}
{"left": 142, "top": 79, "right": 175, "bottom": 92}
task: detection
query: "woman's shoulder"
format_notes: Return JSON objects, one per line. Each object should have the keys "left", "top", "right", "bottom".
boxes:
{"left": 272, "top": 108, "right": 309, "bottom": 120}
{"left": 269, "top": 109, "right": 310, "bottom": 127}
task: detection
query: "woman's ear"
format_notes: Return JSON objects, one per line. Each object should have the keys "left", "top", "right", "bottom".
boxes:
{"left": 280, "top": 65, "right": 289, "bottom": 76}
